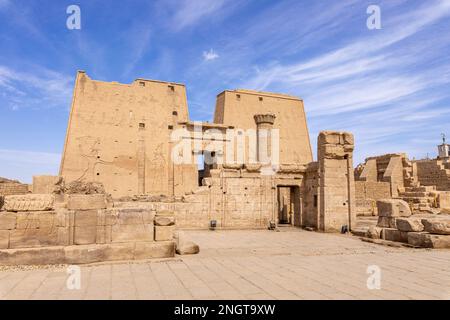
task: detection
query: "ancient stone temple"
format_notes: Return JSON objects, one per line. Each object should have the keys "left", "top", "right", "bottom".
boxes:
{"left": 58, "top": 71, "right": 354, "bottom": 232}
{"left": 0, "top": 71, "right": 358, "bottom": 265}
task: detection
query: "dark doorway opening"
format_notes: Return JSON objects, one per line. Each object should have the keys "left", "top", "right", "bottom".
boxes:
{"left": 277, "top": 186, "right": 301, "bottom": 226}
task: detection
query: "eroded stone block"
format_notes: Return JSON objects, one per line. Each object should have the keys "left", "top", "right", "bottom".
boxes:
{"left": 16, "top": 211, "right": 56, "bottom": 230}
{"left": 9, "top": 227, "right": 58, "bottom": 248}
{"left": 4, "top": 194, "right": 55, "bottom": 212}
{"left": 134, "top": 241, "right": 175, "bottom": 259}
{"left": 381, "top": 228, "right": 408, "bottom": 243}
{"left": 111, "top": 224, "right": 153, "bottom": 243}
{"left": 154, "top": 225, "right": 174, "bottom": 241}
{"left": 366, "top": 226, "right": 382, "bottom": 239}
{"left": 0, "top": 247, "right": 65, "bottom": 266}
{"left": 154, "top": 215, "right": 175, "bottom": 226}
{"left": 0, "top": 212, "right": 17, "bottom": 230}
{"left": 74, "top": 210, "right": 98, "bottom": 227}
{"left": 396, "top": 218, "right": 424, "bottom": 232}
{"left": 74, "top": 226, "right": 97, "bottom": 245}
{"left": 66, "top": 194, "right": 107, "bottom": 210}
{"left": 377, "top": 199, "right": 411, "bottom": 217}
{"left": 421, "top": 218, "right": 450, "bottom": 235}
{"left": 377, "top": 216, "right": 397, "bottom": 228}
{"left": 408, "top": 232, "right": 450, "bottom": 248}
{"left": 0, "top": 230, "right": 9, "bottom": 249}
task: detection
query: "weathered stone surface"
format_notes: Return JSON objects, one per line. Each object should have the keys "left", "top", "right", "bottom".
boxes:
{"left": 366, "top": 226, "right": 382, "bottom": 239}
{"left": 134, "top": 241, "right": 175, "bottom": 259}
{"left": 66, "top": 194, "right": 107, "bottom": 210}
{"left": 0, "top": 212, "right": 17, "bottom": 230}
{"left": 74, "top": 226, "right": 97, "bottom": 245}
{"left": 111, "top": 224, "right": 153, "bottom": 243}
{"left": 0, "top": 246, "right": 65, "bottom": 266}
{"left": 377, "top": 216, "right": 397, "bottom": 228}
{"left": 116, "top": 208, "right": 155, "bottom": 225}
{"left": 154, "top": 225, "right": 174, "bottom": 241}
{"left": 154, "top": 215, "right": 175, "bottom": 226}
{"left": 408, "top": 232, "right": 450, "bottom": 248}
{"left": 9, "top": 227, "right": 59, "bottom": 248}
{"left": 4, "top": 194, "right": 55, "bottom": 211}
{"left": 32, "top": 175, "right": 61, "bottom": 194}
{"left": 0, "top": 195, "right": 4, "bottom": 211}
{"left": 377, "top": 199, "right": 411, "bottom": 217}
{"left": 421, "top": 218, "right": 450, "bottom": 235}
{"left": 55, "top": 209, "right": 70, "bottom": 227}
{"left": 74, "top": 210, "right": 97, "bottom": 227}
{"left": 0, "top": 230, "right": 9, "bottom": 249}
{"left": 57, "top": 227, "right": 70, "bottom": 246}
{"left": 173, "top": 230, "right": 200, "bottom": 255}
{"left": 381, "top": 228, "right": 408, "bottom": 243}
{"left": 15, "top": 211, "right": 56, "bottom": 230}
{"left": 396, "top": 218, "right": 424, "bottom": 232}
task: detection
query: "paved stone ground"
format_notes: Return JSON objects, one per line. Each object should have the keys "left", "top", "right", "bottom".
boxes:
{"left": 1, "top": 227, "right": 450, "bottom": 300}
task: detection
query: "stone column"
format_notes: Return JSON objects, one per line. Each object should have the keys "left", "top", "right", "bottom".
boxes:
{"left": 317, "top": 131, "right": 356, "bottom": 232}
{"left": 253, "top": 113, "right": 276, "bottom": 165}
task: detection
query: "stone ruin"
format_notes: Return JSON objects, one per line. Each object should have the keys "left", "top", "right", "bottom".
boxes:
{"left": 355, "top": 153, "right": 450, "bottom": 216}
{"left": 355, "top": 139, "right": 450, "bottom": 247}
{"left": 365, "top": 199, "right": 450, "bottom": 249}
{"left": 1, "top": 71, "right": 446, "bottom": 265}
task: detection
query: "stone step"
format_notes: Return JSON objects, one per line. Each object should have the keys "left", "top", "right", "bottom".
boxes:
{"left": 399, "top": 192, "right": 429, "bottom": 197}
{"left": 405, "top": 186, "right": 436, "bottom": 192}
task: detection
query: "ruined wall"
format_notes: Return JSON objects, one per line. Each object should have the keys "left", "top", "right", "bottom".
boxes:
{"left": 318, "top": 131, "right": 356, "bottom": 232}
{"left": 213, "top": 89, "right": 313, "bottom": 165}
{"left": 302, "top": 162, "right": 319, "bottom": 228}
{"left": 60, "top": 71, "right": 198, "bottom": 198}
{"left": 0, "top": 194, "right": 175, "bottom": 265}
{"left": 355, "top": 181, "right": 391, "bottom": 216}
{"left": 415, "top": 160, "right": 450, "bottom": 191}
{"left": 382, "top": 156, "right": 404, "bottom": 196}
{"left": 0, "top": 178, "right": 29, "bottom": 196}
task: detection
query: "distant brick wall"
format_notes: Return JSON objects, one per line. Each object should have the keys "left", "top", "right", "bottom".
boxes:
{"left": 0, "top": 183, "right": 29, "bottom": 196}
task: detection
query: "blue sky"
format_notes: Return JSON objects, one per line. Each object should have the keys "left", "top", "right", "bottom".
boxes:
{"left": 1, "top": 0, "right": 450, "bottom": 183}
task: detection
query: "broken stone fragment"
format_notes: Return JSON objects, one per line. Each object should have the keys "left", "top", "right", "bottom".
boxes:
{"left": 381, "top": 228, "right": 408, "bottom": 243}
{"left": 377, "top": 216, "right": 397, "bottom": 228}
{"left": 421, "top": 218, "right": 450, "bottom": 235}
{"left": 366, "top": 226, "right": 382, "bottom": 239}
{"left": 174, "top": 230, "right": 200, "bottom": 255}
{"left": 407, "top": 232, "right": 450, "bottom": 248}
{"left": 4, "top": 194, "right": 55, "bottom": 212}
{"left": 377, "top": 199, "right": 411, "bottom": 217}
{"left": 396, "top": 218, "right": 424, "bottom": 232}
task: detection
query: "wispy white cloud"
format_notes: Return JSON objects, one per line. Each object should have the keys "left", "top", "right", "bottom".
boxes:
{"left": 171, "top": 0, "right": 227, "bottom": 30}
{"left": 0, "top": 65, "right": 72, "bottom": 111}
{"left": 203, "top": 49, "right": 219, "bottom": 61}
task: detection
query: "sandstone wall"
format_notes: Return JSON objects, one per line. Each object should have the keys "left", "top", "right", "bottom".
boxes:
{"left": 213, "top": 89, "right": 313, "bottom": 165}
{"left": 355, "top": 181, "right": 391, "bottom": 216}
{"left": 0, "top": 182, "right": 29, "bottom": 196}
{"left": 318, "top": 131, "right": 356, "bottom": 232}
{"left": 0, "top": 194, "right": 175, "bottom": 265}
{"left": 60, "top": 71, "right": 198, "bottom": 198}
{"left": 302, "top": 162, "right": 319, "bottom": 228}
{"left": 415, "top": 160, "right": 450, "bottom": 191}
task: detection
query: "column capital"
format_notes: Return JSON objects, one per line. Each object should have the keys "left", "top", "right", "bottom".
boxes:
{"left": 254, "top": 113, "right": 276, "bottom": 125}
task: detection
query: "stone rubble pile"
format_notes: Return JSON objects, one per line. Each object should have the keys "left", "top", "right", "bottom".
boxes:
{"left": 366, "top": 199, "right": 450, "bottom": 248}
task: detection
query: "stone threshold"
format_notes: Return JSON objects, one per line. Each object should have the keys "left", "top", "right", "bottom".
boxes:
{"left": 0, "top": 241, "right": 175, "bottom": 266}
